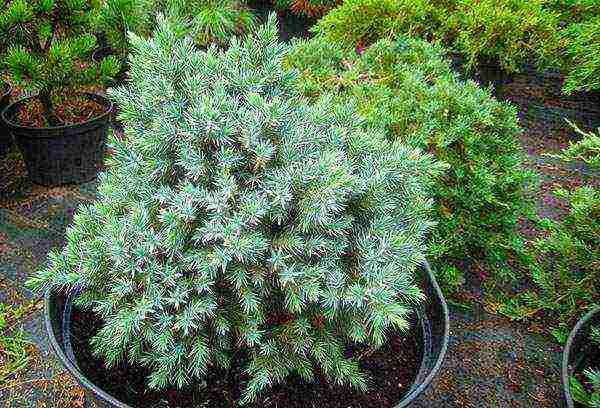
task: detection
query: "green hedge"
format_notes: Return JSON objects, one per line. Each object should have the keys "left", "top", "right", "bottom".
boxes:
{"left": 562, "top": 16, "right": 600, "bottom": 94}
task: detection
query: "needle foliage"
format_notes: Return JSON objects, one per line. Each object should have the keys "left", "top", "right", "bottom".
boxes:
{"left": 29, "top": 15, "right": 444, "bottom": 403}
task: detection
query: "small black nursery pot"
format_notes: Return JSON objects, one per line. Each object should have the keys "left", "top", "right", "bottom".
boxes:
{"left": 562, "top": 307, "right": 600, "bottom": 408}
{"left": 473, "top": 61, "right": 513, "bottom": 96}
{"left": 44, "top": 262, "right": 450, "bottom": 408}
{"left": 0, "top": 82, "right": 13, "bottom": 156}
{"left": 449, "top": 55, "right": 513, "bottom": 98}
{"left": 2, "top": 93, "right": 112, "bottom": 186}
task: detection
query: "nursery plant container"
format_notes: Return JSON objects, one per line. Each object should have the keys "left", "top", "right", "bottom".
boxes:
{"left": 562, "top": 307, "right": 600, "bottom": 408}
{"left": 44, "top": 261, "right": 449, "bottom": 408}
{"left": 248, "top": 0, "right": 314, "bottom": 42}
{"left": 1, "top": 93, "right": 112, "bottom": 186}
{"left": 0, "top": 82, "right": 12, "bottom": 156}
{"left": 449, "top": 55, "right": 512, "bottom": 97}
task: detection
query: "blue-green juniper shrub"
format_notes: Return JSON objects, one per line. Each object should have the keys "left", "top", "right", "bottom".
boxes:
{"left": 28, "top": 15, "right": 444, "bottom": 403}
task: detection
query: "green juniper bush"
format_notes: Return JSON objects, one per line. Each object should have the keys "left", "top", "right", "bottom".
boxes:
{"left": 287, "top": 35, "right": 536, "bottom": 293}
{"left": 313, "top": 0, "right": 561, "bottom": 74}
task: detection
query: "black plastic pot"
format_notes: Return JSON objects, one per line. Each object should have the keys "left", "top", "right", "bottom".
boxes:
{"left": 44, "top": 261, "right": 449, "bottom": 408}
{"left": 562, "top": 307, "right": 600, "bottom": 408}
{"left": 247, "top": 1, "right": 315, "bottom": 43}
{"left": 0, "top": 82, "right": 12, "bottom": 156}
{"left": 449, "top": 55, "right": 513, "bottom": 97}
{"left": 2, "top": 93, "right": 112, "bottom": 186}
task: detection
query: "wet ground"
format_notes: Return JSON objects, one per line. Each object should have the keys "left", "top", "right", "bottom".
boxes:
{"left": 1, "top": 57, "right": 598, "bottom": 408}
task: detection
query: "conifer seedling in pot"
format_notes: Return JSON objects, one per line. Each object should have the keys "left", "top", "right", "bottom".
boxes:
{"left": 0, "top": 0, "right": 120, "bottom": 185}
{"left": 30, "top": 15, "right": 449, "bottom": 406}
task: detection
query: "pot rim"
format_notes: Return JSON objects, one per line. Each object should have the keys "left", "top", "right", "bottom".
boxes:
{"left": 397, "top": 260, "right": 449, "bottom": 407}
{"left": 44, "top": 261, "right": 450, "bottom": 408}
{"left": 44, "top": 289, "right": 131, "bottom": 408}
{"left": 562, "top": 306, "right": 600, "bottom": 408}
{"left": 1, "top": 92, "right": 113, "bottom": 133}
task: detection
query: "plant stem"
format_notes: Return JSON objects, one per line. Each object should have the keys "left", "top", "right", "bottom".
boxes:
{"left": 39, "top": 91, "right": 59, "bottom": 127}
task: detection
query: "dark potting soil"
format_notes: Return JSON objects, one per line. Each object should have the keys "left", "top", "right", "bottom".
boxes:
{"left": 247, "top": 1, "right": 315, "bottom": 43}
{"left": 16, "top": 95, "right": 106, "bottom": 128}
{"left": 69, "top": 307, "right": 422, "bottom": 408}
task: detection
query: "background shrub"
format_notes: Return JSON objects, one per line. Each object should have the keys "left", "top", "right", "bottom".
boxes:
{"left": 311, "top": 0, "right": 449, "bottom": 48}
{"left": 287, "top": 35, "right": 536, "bottom": 290}
{"left": 499, "top": 186, "right": 599, "bottom": 342}
{"left": 546, "top": 0, "right": 600, "bottom": 24}
{"left": 447, "top": 0, "right": 562, "bottom": 73}
{"left": 312, "top": 0, "right": 561, "bottom": 74}
{"left": 550, "top": 121, "right": 600, "bottom": 168}
{"left": 498, "top": 122, "right": 599, "bottom": 341}
{"left": 29, "top": 16, "right": 444, "bottom": 403}
{"left": 561, "top": 16, "right": 600, "bottom": 94}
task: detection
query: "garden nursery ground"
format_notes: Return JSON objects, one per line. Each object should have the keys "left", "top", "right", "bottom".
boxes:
{"left": 1, "top": 64, "right": 598, "bottom": 407}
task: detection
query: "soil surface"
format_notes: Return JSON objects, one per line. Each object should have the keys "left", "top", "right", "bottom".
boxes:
{"left": 16, "top": 96, "right": 107, "bottom": 128}
{"left": 68, "top": 307, "right": 421, "bottom": 408}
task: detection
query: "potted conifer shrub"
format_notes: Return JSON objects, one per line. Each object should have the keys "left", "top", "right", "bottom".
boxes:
{"left": 563, "top": 308, "right": 600, "bottom": 407}
{"left": 98, "top": 0, "right": 258, "bottom": 54}
{"left": 0, "top": 0, "right": 120, "bottom": 186}
{"left": 30, "top": 15, "right": 449, "bottom": 407}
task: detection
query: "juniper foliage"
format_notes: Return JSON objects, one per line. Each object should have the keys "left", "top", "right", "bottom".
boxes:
{"left": 499, "top": 185, "right": 599, "bottom": 342}
{"left": 548, "top": 120, "right": 600, "bottom": 169}
{"left": 562, "top": 16, "right": 600, "bottom": 94}
{"left": 287, "top": 35, "right": 535, "bottom": 292}
{"left": 28, "top": 15, "right": 443, "bottom": 403}
{"left": 313, "top": 0, "right": 561, "bottom": 74}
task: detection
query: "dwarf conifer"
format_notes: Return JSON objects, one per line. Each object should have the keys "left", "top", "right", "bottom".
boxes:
{"left": 29, "top": 15, "right": 444, "bottom": 403}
